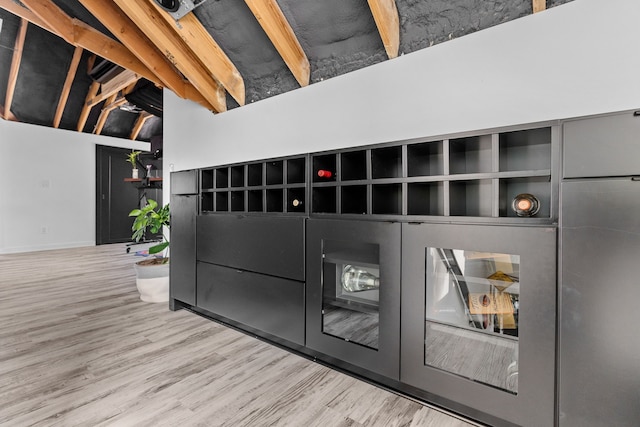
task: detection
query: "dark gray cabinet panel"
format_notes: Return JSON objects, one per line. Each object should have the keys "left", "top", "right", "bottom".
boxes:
{"left": 197, "top": 214, "right": 305, "bottom": 281}
{"left": 402, "top": 223, "right": 557, "bottom": 427}
{"left": 197, "top": 262, "right": 304, "bottom": 345}
{"left": 171, "top": 169, "right": 198, "bottom": 194}
{"left": 563, "top": 111, "right": 640, "bottom": 178}
{"left": 560, "top": 179, "right": 640, "bottom": 427}
{"left": 170, "top": 193, "right": 197, "bottom": 305}
{"left": 306, "top": 219, "right": 401, "bottom": 379}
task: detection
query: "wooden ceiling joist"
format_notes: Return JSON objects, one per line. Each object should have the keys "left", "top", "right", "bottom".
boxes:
{"left": 10, "top": 0, "right": 162, "bottom": 86}
{"left": 53, "top": 46, "right": 83, "bottom": 128}
{"left": 76, "top": 0, "right": 207, "bottom": 107}
{"left": 0, "top": 0, "right": 49, "bottom": 32}
{"left": 149, "top": 0, "right": 245, "bottom": 106}
{"left": 3, "top": 18, "right": 27, "bottom": 121}
{"left": 244, "top": 0, "right": 310, "bottom": 87}
{"left": 0, "top": 104, "right": 19, "bottom": 121}
{"left": 94, "top": 95, "right": 127, "bottom": 135}
{"left": 113, "top": 0, "right": 226, "bottom": 113}
{"left": 130, "top": 112, "right": 152, "bottom": 141}
{"left": 76, "top": 81, "right": 99, "bottom": 132}
{"left": 533, "top": 0, "right": 546, "bottom": 13}
{"left": 96, "top": 69, "right": 140, "bottom": 104}
{"left": 367, "top": 0, "right": 400, "bottom": 59}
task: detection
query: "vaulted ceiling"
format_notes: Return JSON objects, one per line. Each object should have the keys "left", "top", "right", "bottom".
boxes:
{"left": 0, "top": 0, "right": 572, "bottom": 142}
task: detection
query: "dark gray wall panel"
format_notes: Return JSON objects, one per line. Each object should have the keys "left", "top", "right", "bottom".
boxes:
{"left": 170, "top": 192, "right": 198, "bottom": 305}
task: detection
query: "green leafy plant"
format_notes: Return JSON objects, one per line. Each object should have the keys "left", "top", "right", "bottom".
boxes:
{"left": 126, "top": 150, "right": 142, "bottom": 169}
{"left": 129, "top": 199, "right": 170, "bottom": 260}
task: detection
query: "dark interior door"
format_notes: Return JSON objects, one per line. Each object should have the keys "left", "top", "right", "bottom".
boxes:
{"left": 96, "top": 145, "right": 143, "bottom": 245}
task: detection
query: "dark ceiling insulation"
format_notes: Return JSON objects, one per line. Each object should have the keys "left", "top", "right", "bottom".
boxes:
{"left": 0, "top": 0, "right": 574, "bottom": 142}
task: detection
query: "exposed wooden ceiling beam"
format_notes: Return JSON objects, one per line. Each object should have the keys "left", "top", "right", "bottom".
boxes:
{"left": 130, "top": 112, "right": 152, "bottom": 141}
{"left": 16, "top": 0, "right": 162, "bottom": 86}
{"left": 367, "top": 0, "right": 400, "bottom": 59}
{"left": 533, "top": 0, "right": 546, "bottom": 13}
{"left": 113, "top": 0, "right": 226, "bottom": 113}
{"left": 77, "top": 0, "right": 203, "bottom": 106}
{"left": 149, "top": 0, "right": 245, "bottom": 106}
{"left": 244, "top": 0, "right": 310, "bottom": 87}
{"left": 98, "top": 69, "right": 140, "bottom": 103}
{"left": 0, "top": 0, "right": 50, "bottom": 32}
{"left": 3, "top": 18, "right": 27, "bottom": 121}
{"left": 0, "top": 104, "right": 19, "bottom": 121}
{"left": 94, "top": 95, "right": 127, "bottom": 135}
{"left": 53, "top": 46, "right": 83, "bottom": 128}
{"left": 77, "top": 81, "right": 100, "bottom": 132}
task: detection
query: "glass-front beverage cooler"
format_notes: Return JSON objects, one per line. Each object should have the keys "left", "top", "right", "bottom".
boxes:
{"left": 401, "top": 223, "right": 556, "bottom": 427}
{"left": 306, "top": 219, "right": 401, "bottom": 379}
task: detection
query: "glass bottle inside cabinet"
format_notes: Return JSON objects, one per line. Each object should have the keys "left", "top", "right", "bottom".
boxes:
{"left": 321, "top": 240, "right": 380, "bottom": 350}
{"left": 425, "top": 248, "right": 520, "bottom": 394}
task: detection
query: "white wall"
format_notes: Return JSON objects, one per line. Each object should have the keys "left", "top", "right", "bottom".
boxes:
{"left": 164, "top": 0, "right": 640, "bottom": 193}
{"left": 0, "top": 120, "right": 148, "bottom": 254}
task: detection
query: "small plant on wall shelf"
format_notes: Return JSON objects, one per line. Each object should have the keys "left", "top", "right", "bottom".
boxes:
{"left": 126, "top": 150, "right": 142, "bottom": 178}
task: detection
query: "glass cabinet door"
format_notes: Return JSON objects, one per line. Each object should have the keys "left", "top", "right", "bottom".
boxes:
{"left": 401, "top": 223, "right": 556, "bottom": 427}
{"left": 321, "top": 240, "right": 380, "bottom": 349}
{"left": 306, "top": 219, "right": 401, "bottom": 379}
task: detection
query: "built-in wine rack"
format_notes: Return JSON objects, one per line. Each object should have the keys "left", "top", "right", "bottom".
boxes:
{"left": 200, "top": 155, "right": 308, "bottom": 214}
{"left": 311, "top": 126, "right": 554, "bottom": 220}
{"left": 197, "top": 124, "right": 556, "bottom": 221}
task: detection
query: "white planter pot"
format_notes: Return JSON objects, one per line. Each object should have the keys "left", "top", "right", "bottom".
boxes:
{"left": 132, "top": 168, "right": 139, "bottom": 179}
{"left": 134, "top": 260, "right": 169, "bottom": 303}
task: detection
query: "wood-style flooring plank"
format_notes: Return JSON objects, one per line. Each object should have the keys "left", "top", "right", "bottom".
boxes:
{"left": 0, "top": 244, "right": 476, "bottom": 426}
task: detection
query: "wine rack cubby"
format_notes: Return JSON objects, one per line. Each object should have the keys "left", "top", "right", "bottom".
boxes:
{"left": 198, "top": 124, "right": 556, "bottom": 221}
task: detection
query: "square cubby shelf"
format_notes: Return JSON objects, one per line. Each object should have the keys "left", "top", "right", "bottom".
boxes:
{"left": 215, "top": 192, "right": 229, "bottom": 212}
{"left": 341, "top": 185, "right": 368, "bottom": 214}
{"left": 312, "top": 187, "right": 337, "bottom": 213}
{"left": 407, "top": 141, "right": 444, "bottom": 177}
{"left": 248, "top": 190, "right": 263, "bottom": 212}
{"left": 201, "top": 193, "right": 213, "bottom": 212}
{"left": 313, "top": 154, "right": 337, "bottom": 182}
{"left": 201, "top": 169, "right": 214, "bottom": 190}
{"left": 247, "top": 163, "right": 263, "bottom": 186}
{"left": 449, "top": 179, "right": 493, "bottom": 217}
{"left": 372, "top": 146, "right": 402, "bottom": 179}
{"left": 407, "top": 182, "right": 444, "bottom": 216}
{"left": 499, "top": 128, "right": 551, "bottom": 172}
{"left": 340, "top": 150, "right": 367, "bottom": 181}
{"left": 231, "top": 165, "right": 245, "bottom": 187}
{"left": 499, "top": 177, "right": 551, "bottom": 218}
{"left": 287, "top": 188, "right": 306, "bottom": 213}
{"left": 215, "top": 168, "right": 229, "bottom": 189}
{"left": 287, "top": 157, "right": 306, "bottom": 184}
{"left": 266, "top": 161, "right": 284, "bottom": 185}
{"left": 372, "top": 183, "right": 402, "bottom": 215}
{"left": 449, "top": 135, "right": 493, "bottom": 175}
{"left": 266, "top": 189, "right": 284, "bottom": 212}
{"left": 231, "top": 191, "right": 244, "bottom": 212}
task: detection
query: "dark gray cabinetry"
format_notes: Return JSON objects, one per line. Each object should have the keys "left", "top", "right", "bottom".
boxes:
{"left": 401, "top": 223, "right": 557, "bottom": 427}
{"left": 170, "top": 170, "right": 198, "bottom": 307}
{"left": 196, "top": 214, "right": 305, "bottom": 345}
{"left": 197, "top": 214, "right": 305, "bottom": 281}
{"left": 197, "top": 263, "right": 304, "bottom": 345}
{"left": 306, "top": 219, "right": 401, "bottom": 379}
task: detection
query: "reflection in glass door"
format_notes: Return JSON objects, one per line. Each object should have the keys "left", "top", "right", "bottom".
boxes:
{"left": 426, "top": 249, "right": 520, "bottom": 393}
{"left": 322, "top": 240, "right": 380, "bottom": 349}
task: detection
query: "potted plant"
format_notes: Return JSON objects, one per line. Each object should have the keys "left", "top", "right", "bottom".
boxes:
{"left": 126, "top": 150, "right": 142, "bottom": 179}
{"left": 129, "top": 199, "right": 170, "bottom": 302}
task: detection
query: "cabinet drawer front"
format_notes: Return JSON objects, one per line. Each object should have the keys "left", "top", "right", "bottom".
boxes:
{"left": 171, "top": 170, "right": 199, "bottom": 195}
{"left": 197, "top": 262, "right": 304, "bottom": 345}
{"left": 197, "top": 214, "right": 305, "bottom": 281}
{"left": 564, "top": 111, "right": 640, "bottom": 178}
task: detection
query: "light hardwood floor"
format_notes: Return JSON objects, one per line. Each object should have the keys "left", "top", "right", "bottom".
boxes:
{"left": 0, "top": 245, "right": 477, "bottom": 427}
